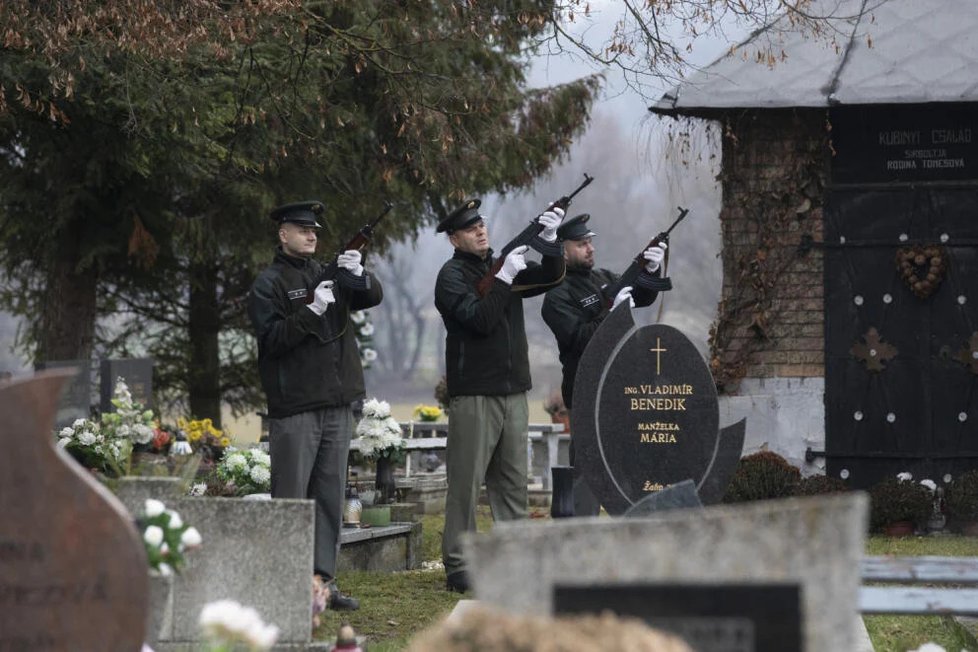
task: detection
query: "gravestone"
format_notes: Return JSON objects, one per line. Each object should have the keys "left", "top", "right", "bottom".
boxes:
{"left": 100, "top": 357, "right": 154, "bottom": 412}
{"left": 572, "top": 304, "right": 745, "bottom": 513}
{"left": 35, "top": 358, "right": 93, "bottom": 427}
{"left": 465, "top": 492, "right": 869, "bottom": 652}
{"left": 623, "top": 478, "right": 702, "bottom": 517}
{"left": 0, "top": 371, "right": 148, "bottom": 651}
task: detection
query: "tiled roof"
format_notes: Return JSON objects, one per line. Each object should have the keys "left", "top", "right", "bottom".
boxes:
{"left": 652, "top": 0, "right": 978, "bottom": 113}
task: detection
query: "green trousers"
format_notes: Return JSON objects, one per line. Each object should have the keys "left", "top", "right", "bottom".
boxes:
{"left": 441, "top": 393, "right": 529, "bottom": 574}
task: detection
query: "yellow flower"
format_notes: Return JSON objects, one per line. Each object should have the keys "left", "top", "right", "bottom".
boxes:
{"left": 414, "top": 404, "right": 443, "bottom": 421}
{"left": 188, "top": 430, "right": 202, "bottom": 442}
{"left": 220, "top": 437, "right": 230, "bottom": 447}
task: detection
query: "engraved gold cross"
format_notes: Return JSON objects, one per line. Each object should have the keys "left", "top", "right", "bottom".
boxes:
{"left": 649, "top": 337, "right": 667, "bottom": 374}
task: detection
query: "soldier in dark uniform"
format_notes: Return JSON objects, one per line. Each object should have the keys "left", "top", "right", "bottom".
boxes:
{"left": 541, "top": 214, "right": 669, "bottom": 512}
{"left": 434, "top": 198, "right": 565, "bottom": 593}
{"left": 248, "top": 200, "right": 383, "bottom": 611}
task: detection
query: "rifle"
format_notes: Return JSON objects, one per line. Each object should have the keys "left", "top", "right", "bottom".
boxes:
{"left": 475, "top": 173, "right": 594, "bottom": 296}
{"left": 601, "top": 206, "right": 688, "bottom": 306}
{"left": 308, "top": 201, "right": 392, "bottom": 300}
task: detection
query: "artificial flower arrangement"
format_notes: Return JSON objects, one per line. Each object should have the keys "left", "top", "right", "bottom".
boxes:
{"left": 215, "top": 447, "right": 272, "bottom": 496}
{"left": 413, "top": 404, "right": 443, "bottom": 422}
{"left": 350, "top": 310, "right": 377, "bottom": 369}
{"left": 355, "top": 398, "right": 406, "bottom": 464}
{"left": 198, "top": 599, "right": 279, "bottom": 651}
{"left": 177, "top": 417, "right": 230, "bottom": 464}
{"left": 139, "top": 498, "right": 202, "bottom": 576}
{"left": 55, "top": 378, "right": 157, "bottom": 475}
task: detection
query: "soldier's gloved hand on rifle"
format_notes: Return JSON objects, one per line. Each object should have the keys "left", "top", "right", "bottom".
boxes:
{"left": 337, "top": 249, "right": 364, "bottom": 276}
{"left": 644, "top": 242, "right": 668, "bottom": 273}
{"left": 612, "top": 286, "right": 635, "bottom": 310}
{"left": 495, "top": 245, "right": 529, "bottom": 285}
{"left": 307, "top": 280, "right": 336, "bottom": 315}
{"left": 537, "top": 206, "right": 565, "bottom": 243}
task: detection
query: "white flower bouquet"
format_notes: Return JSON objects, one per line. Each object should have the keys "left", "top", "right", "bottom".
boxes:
{"left": 215, "top": 447, "right": 272, "bottom": 496}
{"left": 139, "top": 498, "right": 202, "bottom": 576}
{"left": 351, "top": 309, "right": 377, "bottom": 369}
{"left": 55, "top": 377, "right": 156, "bottom": 474}
{"left": 199, "top": 599, "right": 279, "bottom": 651}
{"left": 355, "top": 398, "right": 405, "bottom": 463}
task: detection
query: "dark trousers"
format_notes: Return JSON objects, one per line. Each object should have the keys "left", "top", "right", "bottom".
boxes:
{"left": 268, "top": 405, "right": 352, "bottom": 581}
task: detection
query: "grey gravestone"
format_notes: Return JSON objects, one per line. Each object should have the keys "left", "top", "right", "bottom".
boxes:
{"left": 0, "top": 371, "right": 148, "bottom": 650}
{"left": 572, "top": 304, "right": 744, "bottom": 512}
{"left": 624, "top": 478, "right": 702, "bottom": 517}
{"left": 35, "top": 359, "right": 93, "bottom": 428}
{"left": 100, "top": 357, "right": 154, "bottom": 412}
{"left": 465, "top": 492, "right": 869, "bottom": 652}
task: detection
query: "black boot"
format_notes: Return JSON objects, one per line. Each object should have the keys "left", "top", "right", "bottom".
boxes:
{"left": 446, "top": 570, "right": 470, "bottom": 593}
{"left": 327, "top": 582, "right": 360, "bottom": 611}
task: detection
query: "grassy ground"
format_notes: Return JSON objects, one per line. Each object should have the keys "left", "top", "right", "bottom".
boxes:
{"left": 313, "top": 510, "right": 978, "bottom": 651}
{"left": 864, "top": 534, "right": 978, "bottom": 652}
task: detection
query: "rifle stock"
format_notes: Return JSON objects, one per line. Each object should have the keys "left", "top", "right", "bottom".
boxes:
{"left": 602, "top": 206, "right": 689, "bottom": 306}
{"left": 475, "top": 174, "right": 594, "bottom": 296}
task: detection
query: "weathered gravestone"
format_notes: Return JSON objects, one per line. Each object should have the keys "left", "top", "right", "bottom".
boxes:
{"left": 35, "top": 359, "right": 93, "bottom": 428}
{"left": 572, "top": 304, "right": 745, "bottom": 513}
{"left": 0, "top": 371, "right": 148, "bottom": 651}
{"left": 465, "top": 492, "right": 870, "bottom": 652}
{"left": 100, "top": 357, "right": 154, "bottom": 412}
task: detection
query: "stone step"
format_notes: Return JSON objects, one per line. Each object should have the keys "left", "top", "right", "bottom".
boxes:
{"left": 338, "top": 521, "right": 423, "bottom": 573}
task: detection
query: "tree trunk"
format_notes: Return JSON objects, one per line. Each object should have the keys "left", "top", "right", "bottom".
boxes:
{"left": 36, "top": 225, "right": 98, "bottom": 365}
{"left": 188, "top": 263, "right": 222, "bottom": 427}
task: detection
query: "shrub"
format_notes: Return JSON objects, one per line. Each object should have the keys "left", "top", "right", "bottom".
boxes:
{"left": 868, "top": 474, "right": 934, "bottom": 531}
{"left": 722, "top": 451, "right": 801, "bottom": 503}
{"left": 793, "top": 474, "right": 849, "bottom": 497}
{"left": 944, "top": 469, "right": 978, "bottom": 523}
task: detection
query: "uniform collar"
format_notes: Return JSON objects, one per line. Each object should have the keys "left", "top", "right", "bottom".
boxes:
{"left": 275, "top": 246, "right": 312, "bottom": 269}
{"left": 453, "top": 248, "right": 494, "bottom": 264}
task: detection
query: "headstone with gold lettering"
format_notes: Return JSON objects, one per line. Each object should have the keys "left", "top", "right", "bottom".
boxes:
{"left": 0, "top": 371, "right": 148, "bottom": 651}
{"left": 572, "top": 304, "right": 745, "bottom": 514}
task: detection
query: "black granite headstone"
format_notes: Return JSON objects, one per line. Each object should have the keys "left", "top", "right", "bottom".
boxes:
{"left": 623, "top": 478, "right": 702, "bottom": 517}
{"left": 35, "top": 359, "right": 92, "bottom": 428}
{"left": 99, "top": 357, "right": 153, "bottom": 412}
{"left": 554, "top": 582, "right": 802, "bottom": 652}
{"left": 572, "top": 304, "right": 744, "bottom": 514}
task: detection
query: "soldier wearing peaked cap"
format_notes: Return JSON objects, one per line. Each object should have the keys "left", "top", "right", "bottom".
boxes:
{"left": 434, "top": 197, "right": 566, "bottom": 594}
{"left": 247, "top": 200, "right": 383, "bottom": 612}
{"left": 541, "top": 213, "right": 669, "bottom": 515}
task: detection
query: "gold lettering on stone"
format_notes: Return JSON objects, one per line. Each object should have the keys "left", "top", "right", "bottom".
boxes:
{"left": 629, "top": 398, "right": 687, "bottom": 411}
{"left": 642, "top": 481, "right": 664, "bottom": 492}
{"left": 639, "top": 432, "right": 678, "bottom": 444}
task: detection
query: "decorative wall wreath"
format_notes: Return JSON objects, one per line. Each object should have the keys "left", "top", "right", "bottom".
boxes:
{"left": 895, "top": 244, "right": 946, "bottom": 299}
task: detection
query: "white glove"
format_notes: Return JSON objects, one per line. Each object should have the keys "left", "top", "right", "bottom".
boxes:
{"left": 306, "top": 280, "right": 335, "bottom": 315}
{"left": 612, "top": 286, "right": 635, "bottom": 310}
{"left": 337, "top": 249, "right": 364, "bottom": 276}
{"left": 537, "top": 206, "right": 565, "bottom": 242}
{"left": 644, "top": 242, "right": 667, "bottom": 273}
{"left": 495, "top": 245, "right": 528, "bottom": 285}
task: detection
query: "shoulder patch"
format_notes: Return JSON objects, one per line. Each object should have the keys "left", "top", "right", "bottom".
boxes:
{"left": 287, "top": 288, "right": 308, "bottom": 300}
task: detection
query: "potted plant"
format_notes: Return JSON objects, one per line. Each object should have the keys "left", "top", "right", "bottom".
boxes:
{"left": 722, "top": 451, "right": 801, "bottom": 503}
{"left": 943, "top": 469, "right": 978, "bottom": 535}
{"left": 868, "top": 472, "right": 934, "bottom": 535}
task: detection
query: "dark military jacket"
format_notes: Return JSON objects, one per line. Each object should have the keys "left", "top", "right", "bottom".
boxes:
{"left": 248, "top": 247, "right": 383, "bottom": 418}
{"left": 435, "top": 247, "right": 564, "bottom": 397}
{"left": 541, "top": 266, "right": 659, "bottom": 408}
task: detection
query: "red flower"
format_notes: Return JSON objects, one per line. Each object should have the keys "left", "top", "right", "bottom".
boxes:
{"left": 152, "top": 428, "right": 171, "bottom": 451}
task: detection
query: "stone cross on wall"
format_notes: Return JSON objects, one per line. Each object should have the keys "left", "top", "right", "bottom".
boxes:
{"left": 0, "top": 371, "right": 148, "bottom": 651}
